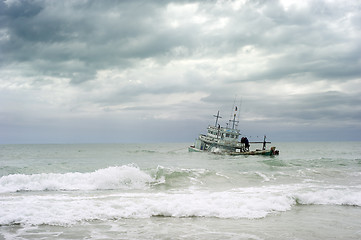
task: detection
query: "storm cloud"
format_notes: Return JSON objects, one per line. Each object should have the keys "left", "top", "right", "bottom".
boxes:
{"left": 1, "top": 0, "right": 360, "bottom": 143}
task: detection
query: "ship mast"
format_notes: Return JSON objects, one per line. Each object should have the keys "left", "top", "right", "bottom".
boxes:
{"left": 213, "top": 111, "right": 222, "bottom": 127}
{"left": 229, "top": 106, "right": 239, "bottom": 129}
{"left": 230, "top": 113, "right": 239, "bottom": 129}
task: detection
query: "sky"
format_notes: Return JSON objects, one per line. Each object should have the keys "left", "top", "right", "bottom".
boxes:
{"left": 0, "top": 0, "right": 360, "bottom": 144}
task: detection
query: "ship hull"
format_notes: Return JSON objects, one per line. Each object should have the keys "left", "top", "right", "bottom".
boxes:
{"left": 188, "top": 146, "right": 203, "bottom": 152}
{"left": 188, "top": 146, "right": 278, "bottom": 156}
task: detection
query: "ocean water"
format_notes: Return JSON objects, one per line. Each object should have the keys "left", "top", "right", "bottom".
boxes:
{"left": 0, "top": 142, "right": 361, "bottom": 239}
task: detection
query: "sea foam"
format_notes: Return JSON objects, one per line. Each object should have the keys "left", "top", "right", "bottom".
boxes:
{"left": 2, "top": 164, "right": 361, "bottom": 226}
{"left": 1, "top": 185, "right": 361, "bottom": 226}
{"left": 0, "top": 190, "right": 294, "bottom": 226}
{"left": 295, "top": 187, "right": 361, "bottom": 206}
{"left": 0, "top": 165, "right": 154, "bottom": 193}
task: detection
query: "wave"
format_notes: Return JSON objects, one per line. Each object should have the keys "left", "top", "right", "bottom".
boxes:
{"left": 0, "top": 165, "right": 220, "bottom": 193}
{"left": 0, "top": 190, "right": 293, "bottom": 226}
{"left": 1, "top": 185, "right": 360, "bottom": 226}
{"left": 295, "top": 187, "right": 361, "bottom": 206}
{"left": 152, "top": 166, "right": 212, "bottom": 186}
{"left": 0, "top": 164, "right": 156, "bottom": 193}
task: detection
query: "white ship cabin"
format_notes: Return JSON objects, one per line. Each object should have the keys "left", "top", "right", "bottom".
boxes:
{"left": 207, "top": 125, "right": 240, "bottom": 142}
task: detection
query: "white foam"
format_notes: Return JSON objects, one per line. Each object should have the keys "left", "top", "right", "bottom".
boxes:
{"left": 1, "top": 171, "right": 361, "bottom": 226}
{"left": 0, "top": 165, "right": 155, "bottom": 193}
{"left": 295, "top": 187, "right": 361, "bottom": 206}
{"left": 255, "top": 172, "right": 273, "bottom": 182}
{"left": 211, "top": 147, "right": 221, "bottom": 153}
{"left": 215, "top": 172, "right": 230, "bottom": 179}
{"left": 0, "top": 189, "right": 295, "bottom": 226}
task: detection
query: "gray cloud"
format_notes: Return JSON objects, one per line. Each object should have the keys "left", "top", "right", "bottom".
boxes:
{"left": 1, "top": 0, "right": 360, "bottom": 143}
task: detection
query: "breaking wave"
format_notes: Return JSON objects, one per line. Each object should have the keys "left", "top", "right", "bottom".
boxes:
{"left": 0, "top": 164, "right": 155, "bottom": 193}
{"left": 1, "top": 189, "right": 293, "bottom": 226}
{"left": 152, "top": 166, "right": 212, "bottom": 187}
{"left": 295, "top": 187, "right": 361, "bottom": 206}
{"left": 0, "top": 165, "right": 221, "bottom": 193}
{"left": 1, "top": 163, "right": 361, "bottom": 226}
{"left": 1, "top": 184, "right": 361, "bottom": 226}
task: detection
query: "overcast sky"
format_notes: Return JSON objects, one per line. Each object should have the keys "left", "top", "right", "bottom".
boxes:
{"left": 1, "top": 0, "right": 360, "bottom": 144}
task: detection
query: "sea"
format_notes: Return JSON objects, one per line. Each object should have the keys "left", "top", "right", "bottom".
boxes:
{"left": 0, "top": 142, "right": 361, "bottom": 240}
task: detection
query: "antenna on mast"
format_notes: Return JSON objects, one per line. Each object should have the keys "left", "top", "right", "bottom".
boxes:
{"left": 228, "top": 95, "right": 239, "bottom": 129}
{"left": 229, "top": 106, "right": 239, "bottom": 129}
{"left": 229, "top": 95, "right": 237, "bottom": 121}
{"left": 237, "top": 97, "right": 242, "bottom": 126}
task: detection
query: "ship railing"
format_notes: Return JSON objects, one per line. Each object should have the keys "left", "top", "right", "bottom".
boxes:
{"left": 199, "top": 134, "right": 219, "bottom": 143}
{"left": 200, "top": 135, "right": 246, "bottom": 148}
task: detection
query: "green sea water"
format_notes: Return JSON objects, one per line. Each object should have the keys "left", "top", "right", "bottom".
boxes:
{"left": 1, "top": 142, "right": 361, "bottom": 239}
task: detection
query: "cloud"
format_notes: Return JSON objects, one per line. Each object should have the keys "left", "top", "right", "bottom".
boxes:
{"left": 0, "top": 0, "right": 361, "bottom": 143}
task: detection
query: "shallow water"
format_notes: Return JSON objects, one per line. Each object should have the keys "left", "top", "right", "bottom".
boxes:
{"left": 1, "top": 142, "right": 361, "bottom": 239}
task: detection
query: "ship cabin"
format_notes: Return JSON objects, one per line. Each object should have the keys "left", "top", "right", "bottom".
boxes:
{"left": 207, "top": 125, "right": 240, "bottom": 142}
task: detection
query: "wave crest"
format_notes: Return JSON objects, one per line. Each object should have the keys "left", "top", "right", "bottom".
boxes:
{"left": 0, "top": 165, "right": 155, "bottom": 193}
{"left": 1, "top": 185, "right": 361, "bottom": 226}
{"left": 294, "top": 188, "right": 361, "bottom": 206}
